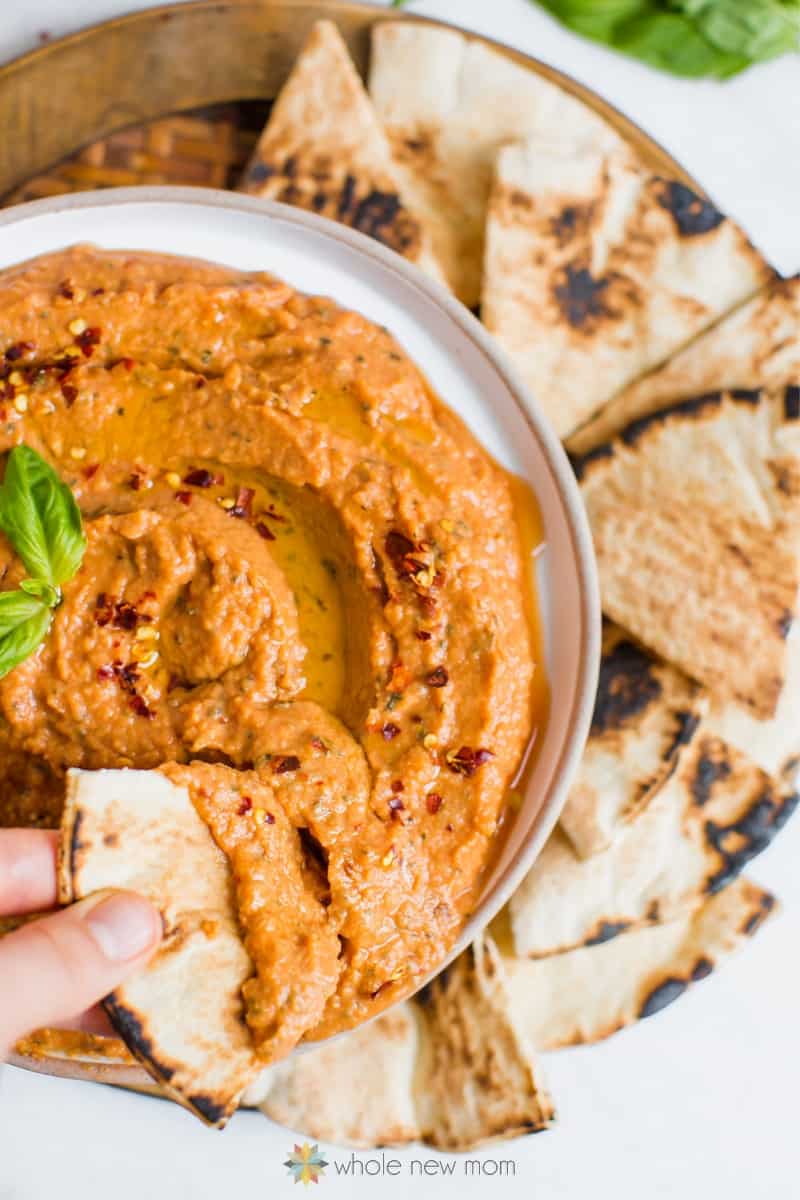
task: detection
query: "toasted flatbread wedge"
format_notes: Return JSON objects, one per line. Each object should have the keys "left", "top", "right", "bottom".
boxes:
{"left": 504, "top": 878, "right": 776, "bottom": 1049}
{"left": 575, "top": 387, "right": 800, "bottom": 717}
{"left": 259, "top": 937, "right": 553, "bottom": 1150}
{"left": 414, "top": 936, "right": 554, "bottom": 1149}
{"left": 510, "top": 731, "right": 796, "bottom": 958}
{"left": 260, "top": 1005, "right": 421, "bottom": 1147}
{"left": 482, "top": 142, "right": 770, "bottom": 437}
{"left": 239, "top": 20, "right": 445, "bottom": 284}
{"left": 568, "top": 275, "right": 800, "bottom": 455}
{"left": 59, "top": 768, "right": 260, "bottom": 1127}
{"left": 562, "top": 622, "right": 705, "bottom": 859}
{"left": 368, "top": 21, "right": 629, "bottom": 306}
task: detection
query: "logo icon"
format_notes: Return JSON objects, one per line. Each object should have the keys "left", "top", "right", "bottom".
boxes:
{"left": 284, "top": 1142, "right": 329, "bottom": 1186}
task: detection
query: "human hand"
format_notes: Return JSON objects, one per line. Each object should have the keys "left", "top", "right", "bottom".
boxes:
{"left": 0, "top": 828, "right": 162, "bottom": 1057}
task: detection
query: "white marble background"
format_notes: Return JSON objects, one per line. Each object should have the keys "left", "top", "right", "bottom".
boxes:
{"left": 0, "top": 4, "right": 799, "bottom": 1199}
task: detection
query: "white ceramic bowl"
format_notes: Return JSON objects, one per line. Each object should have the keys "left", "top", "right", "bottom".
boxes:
{"left": 0, "top": 187, "right": 600, "bottom": 1084}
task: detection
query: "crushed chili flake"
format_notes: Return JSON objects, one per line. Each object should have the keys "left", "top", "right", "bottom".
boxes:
{"left": 381, "top": 722, "right": 401, "bottom": 741}
{"left": 229, "top": 486, "right": 255, "bottom": 519}
{"left": 195, "top": 378, "right": 206, "bottom": 390}
{"left": 426, "top": 792, "right": 443, "bottom": 814}
{"left": 445, "top": 746, "right": 495, "bottom": 777}
{"left": 388, "top": 796, "right": 405, "bottom": 816}
{"left": 310, "top": 735, "right": 328, "bottom": 753}
{"left": 129, "top": 694, "right": 153, "bottom": 719}
{"left": 129, "top": 472, "right": 145, "bottom": 491}
{"left": 391, "top": 779, "right": 404, "bottom": 793}
{"left": 385, "top": 530, "right": 416, "bottom": 576}
{"left": 261, "top": 505, "right": 288, "bottom": 523}
{"left": 418, "top": 594, "right": 438, "bottom": 616}
{"left": 426, "top": 666, "right": 449, "bottom": 688}
{"left": 415, "top": 630, "right": 432, "bottom": 642}
{"left": 92, "top": 287, "right": 106, "bottom": 297}
{"left": 238, "top": 796, "right": 253, "bottom": 816}
{"left": 118, "top": 357, "right": 135, "bottom": 372}
{"left": 255, "top": 521, "right": 275, "bottom": 541}
{"left": 57, "top": 281, "right": 75, "bottom": 300}
{"left": 76, "top": 326, "right": 102, "bottom": 357}
{"left": 5, "top": 341, "right": 35, "bottom": 362}
{"left": 272, "top": 754, "right": 301, "bottom": 774}
{"left": 95, "top": 594, "right": 153, "bottom": 631}
{"left": 175, "top": 491, "right": 192, "bottom": 506}
{"left": 183, "top": 467, "right": 214, "bottom": 488}
{"left": 60, "top": 382, "right": 78, "bottom": 406}
{"left": 96, "top": 665, "right": 115, "bottom": 681}
{"left": 82, "top": 463, "right": 100, "bottom": 481}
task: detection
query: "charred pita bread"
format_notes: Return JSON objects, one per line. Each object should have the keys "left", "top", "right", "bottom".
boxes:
{"left": 510, "top": 731, "right": 796, "bottom": 958}
{"left": 575, "top": 387, "right": 800, "bottom": 717}
{"left": 259, "top": 1005, "right": 421, "bottom": 1147}
{"left": 504, "top": 878, "right": 776, "bottom": 1049}
{"left": 414, "top": 935, "right": 554, "bottom": 1149}
{"left": 482, "top": 143, "right": 770, "bottom": 437}
{"left": 257, "top": 937, "right": 553, "bottom": 1150}
{"left": 59, "top": 767, "right": 262, "bottom": 1127}
{"left": 561, "top": 622, "right": 705, "bottom": 859}
{"left": 568, "top": 275, "right": 800, "bottom": 455}
{"left": 368, "top": 21, "right": 630, "bottom": 306}
{"left": 239, "top": 21, "right": 445, "bottom": 284}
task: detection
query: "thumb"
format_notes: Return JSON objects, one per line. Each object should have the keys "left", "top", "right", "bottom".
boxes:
{"left": 0, "top": 890, "right": 162, "bottom": 1056}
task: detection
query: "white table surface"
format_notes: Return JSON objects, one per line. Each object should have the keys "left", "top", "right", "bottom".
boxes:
{"left": 1, "top": 4, "right": 799, "bottom": 1199}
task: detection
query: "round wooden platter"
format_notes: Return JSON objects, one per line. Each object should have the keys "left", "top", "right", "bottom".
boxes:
{"left": 1, "top": 0, "right": 695, "bottom": 1096}
{"left": 0, "top": 0, "right": 700, "bottom": 206}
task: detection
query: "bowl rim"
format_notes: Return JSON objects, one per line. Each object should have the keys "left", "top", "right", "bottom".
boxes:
{"left": 0, "top": 185, "right": 600, "bottom": 1068}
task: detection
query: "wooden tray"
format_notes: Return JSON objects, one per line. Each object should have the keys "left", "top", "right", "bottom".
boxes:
{"left": 0, "top": 0, "right": 699, "bottom": 206}
{"left": 1, "top": 0, "right": 697, "bottom": 1097}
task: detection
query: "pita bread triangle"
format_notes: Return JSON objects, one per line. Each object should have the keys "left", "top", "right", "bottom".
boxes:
{"left": 575, "top": 386, "right": 800, "bottom": 716}
{"left": 368, "top": 20, "right": 631, "bottom": 306}
{"left": 482, "top": 141, "right": 770, "bottom": 437}
{"left": 503, "top": 877, "right": 776, "bottom": 1050}
{"left": 240, "top": 20, "right": 446, "bottom": 285}
{"left": 510, "top": 727, "right": 796, "bottom": 959}
{"left": 561, "top": 621, "right": 706, "bottom": 859}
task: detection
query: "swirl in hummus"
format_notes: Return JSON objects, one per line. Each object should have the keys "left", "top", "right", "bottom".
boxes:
{"left": 0, "top": 247, "right": 544, "bottom": 1050}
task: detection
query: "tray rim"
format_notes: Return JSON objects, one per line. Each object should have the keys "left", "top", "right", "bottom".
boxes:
{"left": 0, "top": 0, "right": 705, "bottom": 199}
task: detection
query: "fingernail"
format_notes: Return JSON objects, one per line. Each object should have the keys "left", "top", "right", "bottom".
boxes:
{"left": 84, "top": 892, "right": 160, "bottom": 962}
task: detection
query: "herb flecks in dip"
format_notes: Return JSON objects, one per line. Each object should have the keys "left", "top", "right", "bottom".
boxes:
{"left": 0, "top": 247, "right": 543, "bottom": 1047}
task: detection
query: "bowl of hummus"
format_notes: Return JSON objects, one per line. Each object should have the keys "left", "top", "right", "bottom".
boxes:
{"left": 0, "top": 188, "right": 599, "bottom": 1099}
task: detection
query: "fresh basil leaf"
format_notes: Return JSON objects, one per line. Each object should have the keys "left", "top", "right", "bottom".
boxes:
{"left": 19, "top": 577, "right": 61, "bottom": 607}
{"left": 685, "top": 0, "right": 800, "bottom": 60}
{"left": 614, "top": 10, "right": 749, "bottom": 75}
{"left": 538, "top": 0, "right": 647, "bottom": 38}
{"left": 0, "top": 589, "right": 49, "bottom": 638}
{"left": 0, "top": 598, "right": 51, "bottom": 679}
{"left": 0, "top": 446, "right": 86, "bottom": 588}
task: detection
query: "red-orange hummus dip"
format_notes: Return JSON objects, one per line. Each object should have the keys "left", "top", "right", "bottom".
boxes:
{"left": 0, "top": 247, "right": 543, "bottom": 1049}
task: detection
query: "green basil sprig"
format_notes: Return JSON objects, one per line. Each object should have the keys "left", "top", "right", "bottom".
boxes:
{"left": 0, "top": 445, "right": 86, "bottom": 679}
{"left": 391, "top": 0, "right": 800, "bottom": 79}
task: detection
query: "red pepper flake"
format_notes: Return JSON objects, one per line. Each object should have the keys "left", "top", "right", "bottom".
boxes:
{"left": 82, "top": 463, "right": 100, "bottom": 481}
{"left": 419, "top": 594, "right": 438, "bottom": 616}
{"left": 183, "top": 468, "right": 214, "bottom": 488}
{"left": 381, "top": 722, "right": 401, "bottom": 741}
{"left": 229, "top": 486, "right": 255, "bottom": 519}
{"left": 129, "top": 694, "right": 153, "bottom": 719}
{"left": 264, "top": 811, "right": 276, "bottom": 825}
{"left": 60, "top": 382, "right": 78, "bottom": 407}
{"left": 175, "top": 491, "right": 192, "bottom": 506}
{"left": 195, "top": 378, "right": 206, "bottom": 390}
{"left": 415, "top": 630, "right": 432, "bottom": 642}
{"left": 96, "top": 665, "right": 114, "bottom": 681}
{"left": 120, "top": 357, "right": 135, "bottom": 372}
{"left": 445, "top": 746, "right": 494, "bottom": 777}
{"left": 129, "top": 472, "right": 145, "bottom": 491}
{"left": 388, "top": 796, "right": 405, "bottom": 816}
{"left": 272, "top": 755, "right": 301, "bottom": 774}
{"left": 385, "top": 530, "right": 416, "bottom": 577}
{"left": 426, "top": 792, "right": 443, "bottom": 814}
{"left": 255, "top": 521, "right": 276, "bottom": 541}
{"left": 114, "top": 662, "right": 140, "bottom": 694}
{"left": 91, "top": 287, "right": 106, "bottom": 297}
{"left": 391, "top": 780, "right": 404, "bottom": 793}
{"left": 95, "top": 594, "right": 152, "bottom": 631}
{"left": 310, "top": 736, "right": 328, "bottom": 753}
{"left": 57, "top": 281, "right": 74, "bottom": 300}
{"left": 261, "top": 505, "right": 288, "bottom": 524}
{"left": 5, "top": 341, "right": 35, "bottom": 362}
{"left": 76, "top": 326, "right": 102, "bottom": 357}
{"left": 238, "top": 796, "right": 253, "bottom": 816}
{"left": 426, "top": 666, "right": 449, "bottom": 688}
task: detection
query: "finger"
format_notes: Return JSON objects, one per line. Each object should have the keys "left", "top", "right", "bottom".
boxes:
{"left": 58, "top": 1005, "right": 116, "bottom": 1038}
{"left": 0, "top": 889, "right": 162, "bottom": 1056}
{"left": 0, "top": 830, "right": 58, "bottom": 916}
